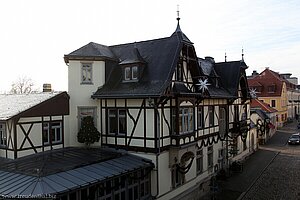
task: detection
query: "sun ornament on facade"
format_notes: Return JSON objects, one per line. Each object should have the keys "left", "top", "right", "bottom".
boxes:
{"left": 249, "top": 88, "right": 257, "bottom": 99}
{"left": 196, "top": 78, "right": 211, "bottom": 93}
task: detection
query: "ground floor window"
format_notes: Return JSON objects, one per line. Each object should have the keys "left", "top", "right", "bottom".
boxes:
{"left": 108, "top": 109, "right": 127, "bottom": 135}
{"left": 78, "top": 107, "right": 97, "bottom": 129}
{"left": 43, "top": 121, "right": 62, "bottom": 145}
{"left": 0, "top": 123, "right": 6, "bottom": 146}
{"left": 207, "top": 146, "right": 213, "bottom": 169}
{"left": 172, "top": 166, "right": 184, "bottom": 188}
{"left": 196, "top": 148, "right": 203, "bottom": 175}
{"left": 218, "top": 148, "right": 225, "bottom": 170}
{"left": 58, "top": 168, "right": 151, "bottom": 200}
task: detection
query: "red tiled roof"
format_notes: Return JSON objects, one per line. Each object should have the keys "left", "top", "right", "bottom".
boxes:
{"left": 250, "top": 98, "right": 277, "bottom": 113}
{"left": 247, "top": 68, "right": 283, "bottom": 97}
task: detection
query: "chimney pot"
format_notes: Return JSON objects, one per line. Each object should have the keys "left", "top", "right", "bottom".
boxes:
{"left": 43, "top": 84, "right": 52, "bottom": 92}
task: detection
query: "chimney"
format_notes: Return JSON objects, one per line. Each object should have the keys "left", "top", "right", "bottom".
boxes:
{"left": 252, "top": 70, "right": 259, "bottom": 76}
{"left": 43, "top": 83, "right": 52, "bottom": 92}
{"left": 205, "top": 56, "right": 215, "bottom": 63}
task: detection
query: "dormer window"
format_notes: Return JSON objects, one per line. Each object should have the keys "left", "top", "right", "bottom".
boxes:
{"left": 124, "top": 66, "right": 138, "bottom": 81}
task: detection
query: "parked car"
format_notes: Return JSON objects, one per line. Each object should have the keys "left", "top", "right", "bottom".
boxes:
{"left": 288, "top": 133, "right": 300, "bottom": 145}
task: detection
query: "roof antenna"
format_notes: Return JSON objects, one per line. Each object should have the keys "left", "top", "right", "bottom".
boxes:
{"left": 241, "top": 47, "right": 244, "bottom": 61}
{"left": 177, "top": 5, "right": 180, "bottom": 23}
{"left": 225, "top": 50, "right": 227, "bottom": 62}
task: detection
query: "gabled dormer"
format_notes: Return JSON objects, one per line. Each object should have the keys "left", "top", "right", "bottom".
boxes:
{"left": 119, "top": 46, "right": 146, "bottom": 82}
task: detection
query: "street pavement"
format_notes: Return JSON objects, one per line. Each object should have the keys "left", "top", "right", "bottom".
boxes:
{"left": 211, "top": 120, "right": 300, "bottom": 200}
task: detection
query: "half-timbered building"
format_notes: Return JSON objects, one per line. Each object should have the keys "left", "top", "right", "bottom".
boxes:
{"left": 64, "top": 18, "right": 252, "bottom": 199}
{"left": 0, "top": 92, "right": 69, "bottom": 159}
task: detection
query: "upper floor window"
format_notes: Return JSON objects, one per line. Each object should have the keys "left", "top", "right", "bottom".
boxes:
{"left": 271, "top": 100, "right": 276, "bottom": 107}
{"left": 0, "top": 123, "right": 6, "bottom": 146}
{"left": 108, "top": 109, "right": 127, "bottom": 135}
{"left": 175, "top": 63, "right": 183, "bottom": 81}
{"left": 268, "top": 85, "right": 276, "bottom": 93}
{"left": 208, "top": 106, "right": 214, "bottom": 127}
{"left": 197, "top": 106, "right": 204, "bottom": 129}
{"left": 81, "top": 63, "right": 93, "bottom": 84}
{"left": 179, "top": 107, "right": 194, "bottom": 134}
{"left": 124, "top": 66, "right": 138, "bottom": 81}
{"left": 219, "top": 107, "right": 226, "bottom": 137}
{"left": 43, "top": 121, "right": 62, "bottom": 145}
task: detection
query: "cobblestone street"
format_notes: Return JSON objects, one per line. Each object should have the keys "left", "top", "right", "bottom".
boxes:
{"left": 242, "top": 154, "right": 300, "bottom": 200}
{"left": 241, "top": 122, "right": 300, "bottom": 200}
{"left": 211, "top": 121, "right": 300, "bottom": 200}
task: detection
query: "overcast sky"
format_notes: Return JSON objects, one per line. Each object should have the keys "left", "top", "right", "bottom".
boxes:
{"left": 1, "top": 0, "right": 300, "bottom": 93}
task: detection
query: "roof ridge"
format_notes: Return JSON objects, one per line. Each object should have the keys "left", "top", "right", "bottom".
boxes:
{"left": 109, "top": 36, "right": 171, "bottom": 48}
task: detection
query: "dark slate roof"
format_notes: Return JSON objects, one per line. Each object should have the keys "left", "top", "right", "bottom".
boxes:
{"left": 214, "top": 61, "right": 248, "bottom": 97}
{"left": 0, "top": 147, "right": 153, "bottom": 196}
{"left": 92, "top": 35, "right": 182, "bottom": 98}
{"left": 64, "top": 42, "right": 117, "bottom": 62}
{"left": 171, "top": 22, "right": 193, "bottom": 44}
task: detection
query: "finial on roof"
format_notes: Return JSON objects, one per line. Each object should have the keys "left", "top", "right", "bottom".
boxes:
{"left": 242, "top": 47, "right": 244, "bottom": 61}
{"left": 225, "top": 50, "right": 227, "bottom": 62}
{"left": 177, "top": 5, "right": 180, "bottom": 23}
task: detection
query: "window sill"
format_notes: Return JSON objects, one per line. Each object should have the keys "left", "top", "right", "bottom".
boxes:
{"left": 80, "top": 82, "right": 94, "bottom": 85}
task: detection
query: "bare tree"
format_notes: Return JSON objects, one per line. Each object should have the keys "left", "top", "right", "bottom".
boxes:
{"left": 10, "top": 76, "right": 35, "bottom": 94}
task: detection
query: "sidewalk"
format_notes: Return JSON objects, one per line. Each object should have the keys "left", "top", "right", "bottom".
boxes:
{"left": 212, "top": 150, "right": 278, "bottom": 200}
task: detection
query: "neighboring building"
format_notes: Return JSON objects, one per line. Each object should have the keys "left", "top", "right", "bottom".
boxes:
{"left": 250, "top": 99, "right": 277, "bottom": 144}
{"left": 248, "top": 68, "right": 289, "bottom": 127}
{"left": 0, "top": 92, "right": 69, "bottom": 159}
{"left": 280, "top": 73, "right": 300, "bottom": 120}
{"left": 63, "top": 18, "right": 252, "bottom": 200}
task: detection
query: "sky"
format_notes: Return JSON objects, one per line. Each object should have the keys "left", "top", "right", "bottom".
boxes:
{"left": 1, "top": 0, "right": 300, "bottom": 93}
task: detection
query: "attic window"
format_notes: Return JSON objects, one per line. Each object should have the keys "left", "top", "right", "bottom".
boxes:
{"left": 124, "top": 66, "right": 138, "bottom": 81}
{"left": 268, "top": 85, "right": 276, "bottom": 93}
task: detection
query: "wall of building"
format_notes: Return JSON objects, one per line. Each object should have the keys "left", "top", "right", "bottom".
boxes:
{"left": 66, "top": 60, "right": 105, "bottom": 147}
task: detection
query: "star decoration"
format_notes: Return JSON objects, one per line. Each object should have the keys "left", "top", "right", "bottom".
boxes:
{"left": 196, "top": 78, "right": 211, "bottom": 93}
{"left": 249, "top": 88, "right": 257, "bottom": 98}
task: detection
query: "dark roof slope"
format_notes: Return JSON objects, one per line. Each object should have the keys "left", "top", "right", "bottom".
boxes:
{"left": 92, "top": 35, "right": 182, "bottom": 98}
{"left": 64, "top": 42, "right": 117, "bottom": 63}
{"left": 214, "top": 61, "right": 248, "bottom": 97}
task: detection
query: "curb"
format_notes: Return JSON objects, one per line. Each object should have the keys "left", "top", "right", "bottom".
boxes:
{"left": 237, "top": 151, "right": 279, "bottom": 200}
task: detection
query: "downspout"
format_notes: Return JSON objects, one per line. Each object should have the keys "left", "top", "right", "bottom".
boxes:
{"left": 154, "top": 98, "right": 160, "bottom": 198}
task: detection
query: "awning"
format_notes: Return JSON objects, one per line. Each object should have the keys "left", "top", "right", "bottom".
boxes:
{"left": 0, "top": 148, "right": 154, "bottom": 196}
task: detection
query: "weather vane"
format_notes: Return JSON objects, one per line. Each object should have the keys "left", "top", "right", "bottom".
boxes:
{"left": 177, "top": 5, "right": 180, "bottom": 22}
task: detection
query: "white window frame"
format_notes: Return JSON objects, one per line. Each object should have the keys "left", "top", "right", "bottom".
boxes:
{"left": 219, "top": 107, "right": 226, "bottom": 138}
{"left": 78, "top": 107, "right": 97, "bottom": 129}
{"left": 43, "top": 121, "right": 62, "bottom": 145}
{"left": 196, "top": 148, "right": 203, "bottom": 175}
{"left": 179, "top": 107, "right": 194, "bottom": 134}
{"left": 207, "top": 146, "right": 214, "bottom": 168}
{"left": 208, "top": 106, "right": 214, "bottom": 127}
{"left": 132, "top": 66, "right": 138, "bottom": 80}
{"left": 0, "top": 123, "right": 6, "bottom": 146}
{"left": 197, "top": 106, "right": 203, "bottom": 129}
{"left": 81, "top": 63, "right": 93, "bottom": 84}
{"left": 108, "top": 109, "right": 127, "bottom": 135}
{"left": 124, "top": 66, "right": 139, "bottom": 81}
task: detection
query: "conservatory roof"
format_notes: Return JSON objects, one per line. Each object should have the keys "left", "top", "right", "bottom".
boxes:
{"left": 0, "top": 147, "right": 153, "bottom": 196}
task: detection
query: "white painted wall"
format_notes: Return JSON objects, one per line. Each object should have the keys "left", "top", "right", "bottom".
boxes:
{"left": 66, "top": 60, "right": 105, "bottom": 147}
